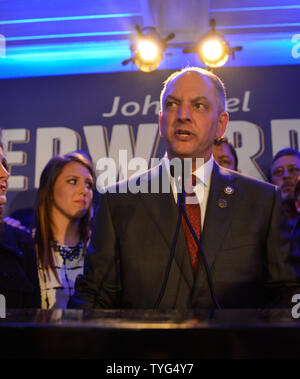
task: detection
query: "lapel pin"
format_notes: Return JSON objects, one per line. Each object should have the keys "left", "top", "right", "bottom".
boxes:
{"left": 224, "top": 186, "right": 234, "bottom": 195}
{"left": 218, "top": 198, "right": 228, "bottom": 209}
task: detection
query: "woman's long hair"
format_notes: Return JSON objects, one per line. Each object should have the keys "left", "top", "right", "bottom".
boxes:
{"left": 34, "top": 151, "right": 95, "bottom": 281}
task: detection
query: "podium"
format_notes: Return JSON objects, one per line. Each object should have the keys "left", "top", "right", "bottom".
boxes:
{"left": 0, "top": 308, "right": 300, "bottom": 358}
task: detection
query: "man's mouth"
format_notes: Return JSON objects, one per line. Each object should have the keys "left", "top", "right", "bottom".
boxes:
{"left": 75, "top": 199, "right": 87, "bottom": 206}
{"left": 175, "top": 129, "right": 192, "bottom": 137}
{"left": 281, "top": 183, "right": 294, "bottom": 193}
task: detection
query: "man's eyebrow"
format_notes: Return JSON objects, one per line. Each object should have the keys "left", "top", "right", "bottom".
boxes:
{"left": 164, "top": 95, "right": 180, "bottom": 103}
{"left": 191, "top": 96, "right": 211, "bottom": 103}
{"left": 217, "top": 154, "right": 232, "bottom": 160}
{"left": 164, "top": 95, "right": 211, "bottom": 104}
{"left": 273, "top": 164, "right": 298, "bottom": 169}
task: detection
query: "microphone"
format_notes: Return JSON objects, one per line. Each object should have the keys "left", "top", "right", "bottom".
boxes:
{"left": 154, "top": 160, "right": 221, "bottom": 309}
{"left": 153, "top": 192, "right": 184, "bottom": 309}
{"left": 153, "top": 163, "right": 185, "bottom": 309}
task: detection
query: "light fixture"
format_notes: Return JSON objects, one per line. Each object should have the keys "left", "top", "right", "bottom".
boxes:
{"left": 122, "top": 26, "right": 174, "bottom": 72}
{"left": 183, "top": 19, "right": 242, "bottom": 68}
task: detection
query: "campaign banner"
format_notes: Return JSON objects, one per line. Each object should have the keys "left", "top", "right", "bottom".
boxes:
{"left": 1, "top": 65, "right": 299, "bottom": 218}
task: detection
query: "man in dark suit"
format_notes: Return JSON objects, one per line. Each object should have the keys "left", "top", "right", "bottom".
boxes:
{"left": 0, "top": 134, "right": 40, "bottom": 308}
{"left": 70, "top": 67, "right": 300, "bottom": 309}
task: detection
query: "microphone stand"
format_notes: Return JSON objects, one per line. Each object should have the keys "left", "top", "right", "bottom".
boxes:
{"left": 154, "top": 168, "right": 221, "bottom": 310}
{"left": 153, "top": 193, "right": 185, "bottom": 309}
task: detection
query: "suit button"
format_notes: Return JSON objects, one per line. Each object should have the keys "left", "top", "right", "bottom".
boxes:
{"left": 218, "top": 199, "right": 228, "bottom": 208}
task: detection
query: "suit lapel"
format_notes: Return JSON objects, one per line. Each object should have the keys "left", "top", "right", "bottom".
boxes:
{"left": 139, "top": 163, "right": 194, "bottom": 290}
{"left": 193, "top": 163, "right": 242, "bottom": 294}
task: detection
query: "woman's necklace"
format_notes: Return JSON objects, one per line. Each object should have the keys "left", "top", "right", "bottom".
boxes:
{"left": 51, "top": 240, "right": 82, "bottom": 261}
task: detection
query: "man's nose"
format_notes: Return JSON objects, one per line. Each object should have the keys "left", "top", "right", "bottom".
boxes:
{"left": 178, "top": 103, "right": 192, "bottom": 121}
{"left": 282, "top": 168, "right": 292, "bottom": 178}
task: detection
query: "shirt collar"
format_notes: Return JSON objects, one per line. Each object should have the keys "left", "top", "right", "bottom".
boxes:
{"left": 161, "top": 153, "right": 214, "bottom": 187}
{"left": 193, "top": 155, "right": 214, "bottom": 186}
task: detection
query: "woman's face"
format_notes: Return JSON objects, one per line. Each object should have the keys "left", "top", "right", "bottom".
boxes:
{"left": 0, "top": 147, "right": 9, "bottom": 217}
{"left": 52, "top": 161, "right": 94, "bottom": 220}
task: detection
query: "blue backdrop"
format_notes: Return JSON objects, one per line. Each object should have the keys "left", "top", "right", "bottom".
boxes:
{"left": 1, "top": 64, "right": 300, "bottom": 217}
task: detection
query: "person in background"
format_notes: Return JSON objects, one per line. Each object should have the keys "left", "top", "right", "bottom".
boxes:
{"left": 34, "top": 151, "right": 95, "bottom": 309}
{"left": 270, "top": 148, "right": 300, "bottom": 228}
{"left": 212, "top": 136, "right": 238, "bottom": 171}
{"left": 0, "top": 130, "right": 40, "bottom": 308}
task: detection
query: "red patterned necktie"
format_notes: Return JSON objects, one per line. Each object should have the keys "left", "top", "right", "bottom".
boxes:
{"left": 181, "top": 175, "right": 201, "bottom": 273}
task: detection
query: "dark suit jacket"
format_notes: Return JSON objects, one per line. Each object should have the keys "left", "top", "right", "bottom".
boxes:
{"left": 70, "top": 162, "right": 300, "bottom": 309}
{"left": 0, "top": 222, "right": 41, "bottom": 308}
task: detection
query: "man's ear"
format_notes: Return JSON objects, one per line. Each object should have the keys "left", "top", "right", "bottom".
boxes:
{"left": 296, "top": 200, "right": 300, "bottom": 213}
{"left": 216, "top": 111, "right": 229, "bottom": 139}
{"left": 158, "top": 111, "right": 163, "bottom": 137}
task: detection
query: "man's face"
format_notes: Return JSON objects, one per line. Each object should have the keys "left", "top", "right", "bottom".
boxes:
{"left": 271, "top": 155, "right": 300, "bottom": 200}
{"left": 159, "top": 72, "right": 228, "bottom": 163}
{"left": 213, "top": 142, "right": 236, "bottom": 171}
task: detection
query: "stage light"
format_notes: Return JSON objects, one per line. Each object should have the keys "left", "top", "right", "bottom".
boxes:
{"left": 137, "top": 40, "right": 159, "bottom": 61}
{"left": 198, "top": 37, "right": 230, "bottom": 68}
{"left": 183, "top": 19, "right": 242, "bottom": 68}
{"left": 122, "top": 26, "right": 174, "bottom": 72}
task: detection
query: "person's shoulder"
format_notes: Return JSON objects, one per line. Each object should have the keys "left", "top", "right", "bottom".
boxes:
{"left": 216, "top": 164, "right": 276, "bottom": 193}
{"left": 3, "top": 222, "right": 34, "bottom": 250}
{"left": 4, "top": 221, "right": 32, "bottom": 238}
{"left": 0, "top": 223, "right": 34, "bottom": 264}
